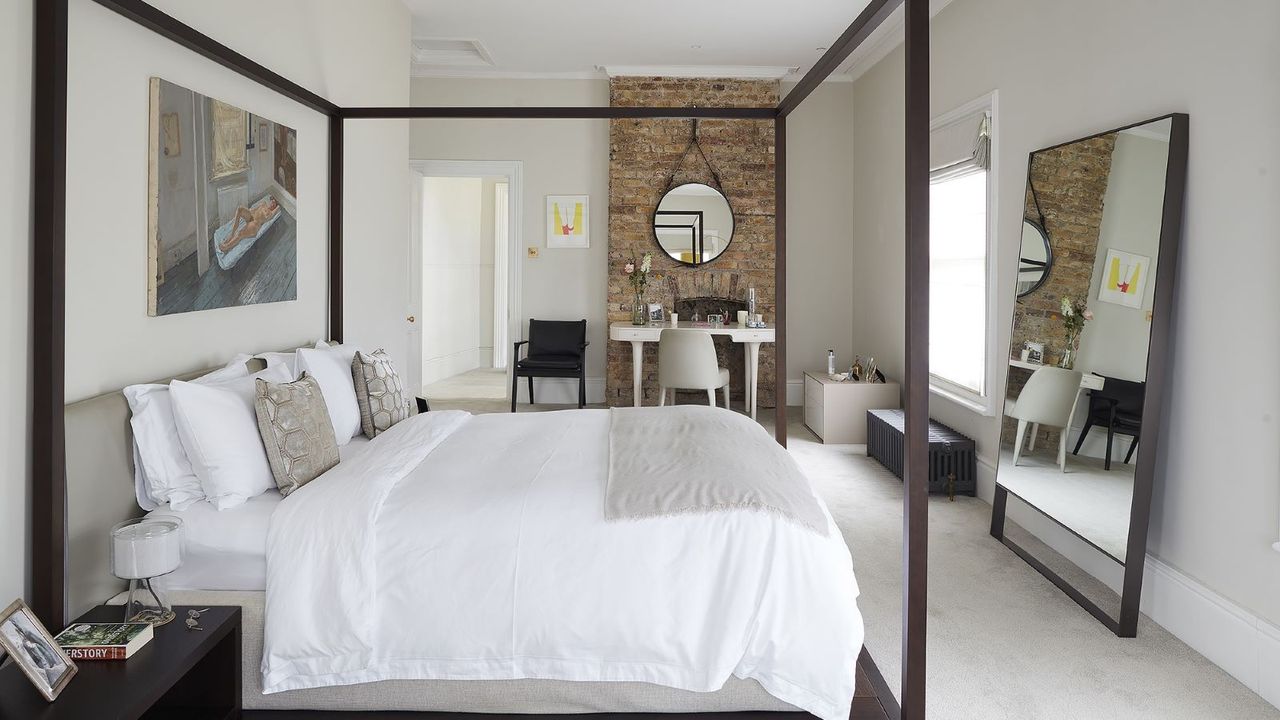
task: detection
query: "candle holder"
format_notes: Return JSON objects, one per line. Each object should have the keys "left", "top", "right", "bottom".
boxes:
{"left": 110, "top": 518, "right": 184, "bottom": 626}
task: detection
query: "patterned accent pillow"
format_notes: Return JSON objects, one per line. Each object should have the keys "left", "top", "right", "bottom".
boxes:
{"left": 351, "top": 350, "right": 412, "bottom": 439}
{"left": 253, "top": 372, "right": 340, "bottom": 497}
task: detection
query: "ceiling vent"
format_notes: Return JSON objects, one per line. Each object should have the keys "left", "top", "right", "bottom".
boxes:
{"left": 410, "top": 37, "right": 494, "bottom": 68}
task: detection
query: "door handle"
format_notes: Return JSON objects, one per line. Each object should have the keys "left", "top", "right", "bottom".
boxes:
{"left": 407, "top": 315, "right": 416, "bottom": 323}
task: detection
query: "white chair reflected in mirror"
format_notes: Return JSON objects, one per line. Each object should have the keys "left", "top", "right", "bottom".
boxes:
{"left": 1009, "top": 366, "right": 1083, "bottom": 471}
{"left": 657, "top": 329, "right": 730, "bottom": 408}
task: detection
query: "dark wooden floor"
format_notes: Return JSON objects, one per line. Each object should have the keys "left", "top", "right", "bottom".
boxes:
{"left": 244, "top": 649, "right": 896, "bottom": 720}
{"left": 156, "top": 208, "right": 297, "bottom": 315}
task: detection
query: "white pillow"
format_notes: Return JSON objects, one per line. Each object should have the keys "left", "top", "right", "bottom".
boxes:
{"left": 170, "top": 364, "right": 293, "bottom": 510}
{"left": 296, "top": 345, "right": 362, "bottom": 445}
{"left": 125, "top": 354, "right": 253, "bottom": 510}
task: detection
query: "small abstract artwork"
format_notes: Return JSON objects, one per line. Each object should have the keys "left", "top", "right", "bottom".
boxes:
{"left": 1097, "top": 249, "right": 1149, "bottom": 309}
{"left": 148, "top": 77, "right": 298, "bottom": 316}
{"left": 546, "top": 195, "right": 589, "bottom": 248}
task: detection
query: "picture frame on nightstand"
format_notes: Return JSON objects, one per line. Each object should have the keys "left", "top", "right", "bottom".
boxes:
{"left": 0, "top": 598, "right": 77, "bottom": 701}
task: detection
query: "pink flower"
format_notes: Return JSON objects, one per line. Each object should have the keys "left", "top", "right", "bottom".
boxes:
{"left": 1082, "top": 310, "right": 1094, "bottom": 321}
{"left": 624, "top": 262, "right": 635, "bottom": 274}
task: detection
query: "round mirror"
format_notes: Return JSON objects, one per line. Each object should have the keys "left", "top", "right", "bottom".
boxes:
{"left": 653, "top": 183, "right": 735, "bottom": 266}
{"left": 1017, "top": 220, "right": 1053, "bottom": 297}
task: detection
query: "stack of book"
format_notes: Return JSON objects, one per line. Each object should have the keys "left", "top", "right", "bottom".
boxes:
{"left": 54, "top": 622, "right": 153, "bottom": 660}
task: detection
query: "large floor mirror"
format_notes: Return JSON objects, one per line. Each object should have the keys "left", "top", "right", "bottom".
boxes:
{"left": 991, "top": 114, "right": 1189, "bottom": 637}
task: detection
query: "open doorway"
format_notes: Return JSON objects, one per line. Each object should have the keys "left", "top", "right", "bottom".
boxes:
{"left": 407, "top": 160, "right": 522, "bottom": 403}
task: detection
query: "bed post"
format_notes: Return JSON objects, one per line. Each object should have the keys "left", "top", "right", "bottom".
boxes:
{"left": 31, "top": 0, "right": 70, "bottom": 631}
{"left": 774, "top": 114, "right": 787, "bottom": 447}
{"left": 329, "top": 112, "right": 344, "bottom": 343}
{"left": 901, "top": 0, "right": 930, "bottom": 716}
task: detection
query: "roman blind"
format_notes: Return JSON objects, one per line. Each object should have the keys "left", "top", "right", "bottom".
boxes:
{"left": 930, "top": 109, "right": 991, "bottom": 175}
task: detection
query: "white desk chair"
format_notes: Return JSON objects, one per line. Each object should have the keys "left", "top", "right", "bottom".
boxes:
{"left": 1009, "top": 366, "right": 1083, "bottom": 471}
{"left": 657, "top": 329, "right": 730, "bottom": 408}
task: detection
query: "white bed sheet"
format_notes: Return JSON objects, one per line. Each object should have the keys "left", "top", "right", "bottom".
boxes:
{"left": 148, "top": 435, "right": 371, "bottom": 592}
{"left": 264, "top": 410, "right": 863, "bottom": 720}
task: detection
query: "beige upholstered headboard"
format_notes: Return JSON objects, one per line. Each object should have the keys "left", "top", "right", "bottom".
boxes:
{"left": 64, "top": 358, "right": 269, "bottom": 618}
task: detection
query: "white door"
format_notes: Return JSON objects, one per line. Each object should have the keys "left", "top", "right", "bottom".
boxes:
{"left": 405, "top": 168, "right": 424, "bottom": 396}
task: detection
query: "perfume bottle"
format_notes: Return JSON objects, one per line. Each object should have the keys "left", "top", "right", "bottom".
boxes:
{"left": 747, "top": 287, "right": 757, "bottom": 316}
{"left": 827, "top": 350, "right": 836, "bottom": 375}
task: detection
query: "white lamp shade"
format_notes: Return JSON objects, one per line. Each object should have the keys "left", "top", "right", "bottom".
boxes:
{"left": 111, "top": 518, "right": 183, "bottom": 580}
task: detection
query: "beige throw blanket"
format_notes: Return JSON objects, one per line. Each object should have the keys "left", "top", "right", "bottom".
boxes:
{"left": 606, "top": 406, "right": 829, "bottom": 535}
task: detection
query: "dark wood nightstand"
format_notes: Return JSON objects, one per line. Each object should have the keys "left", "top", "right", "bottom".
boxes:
{"left": 0, "top": 605, "right": 241, "bottom": 719}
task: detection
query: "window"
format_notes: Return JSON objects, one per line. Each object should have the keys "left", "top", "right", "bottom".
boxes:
{"left": 928, "top": 96, "right": 996, "bottom": 413}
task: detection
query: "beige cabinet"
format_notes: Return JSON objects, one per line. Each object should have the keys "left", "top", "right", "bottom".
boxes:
{"left": 803, "top": 372, "right": 901, "bottom": 444}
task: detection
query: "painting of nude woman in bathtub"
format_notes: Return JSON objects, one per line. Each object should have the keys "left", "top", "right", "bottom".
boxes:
{"left": 147, "top": 77, "right": 298, "bottom": 316}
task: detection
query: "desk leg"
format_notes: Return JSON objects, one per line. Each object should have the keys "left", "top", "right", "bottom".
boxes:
{"left": 630, "top": 340, "right": 644, "bottom": 407}
{"left": 745, "top": 342, "right": 761, "bottom": 421}
{"left": 1061, "top": 389, "right": 1084, "bottom": 471}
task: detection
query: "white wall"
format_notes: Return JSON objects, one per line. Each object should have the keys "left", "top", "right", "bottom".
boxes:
{"left": 63, "top": 0, "right": 409, "bottom": 401}
{"left": 409, "top": 79, "right": 611, "bottom": 397}
{"left": 420, "top": 176, "right": 485, "bottom": 384}
{"left": 1075, "top": 130, "right": 1169, "bottom": 382}
{"left": 409, "top": 78, "right": 855, "bottom": 404}
{"left": 1, "top": 0, "right": 408, "bottom": 605}
{"left": 782, "top": 82, "right": 856, "bottom": 400}
{"left": 1, "top": 0, "right": 33, "bottom": 606}
{"left": 847, "top": 0, "right": 1280, "bottom": 638}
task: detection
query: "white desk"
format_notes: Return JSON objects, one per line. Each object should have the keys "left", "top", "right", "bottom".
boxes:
{"left": 609, "top": 321, "right": 775, "bottom": 419}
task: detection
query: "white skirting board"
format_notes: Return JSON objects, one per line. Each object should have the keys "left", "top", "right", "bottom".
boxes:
{"left": 975, "top": 457, "right": 1280, "bottom": 710}
{"left": 513, "top": 377, "right": 605, "bottom": 405}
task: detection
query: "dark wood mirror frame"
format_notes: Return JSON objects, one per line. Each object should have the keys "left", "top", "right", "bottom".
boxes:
{"left": 34, "top": 0, "right": 930, "bottom": 715}
{"left": 989, "top": 113, "right": 1190, "bottom": 638}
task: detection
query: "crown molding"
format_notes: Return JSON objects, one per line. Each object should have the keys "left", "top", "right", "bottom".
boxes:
{"left": 411, "top": 67, "right": 607, "bottom": 80}
{"left": 600, "top": 64, "right": 798, "bottom": 80}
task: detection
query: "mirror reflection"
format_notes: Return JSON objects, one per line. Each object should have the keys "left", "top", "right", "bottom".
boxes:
{"left": 653, "top": 182, "right": 735, "bottom": 265}
{"left": 999, "top": 118, "right": 1172, "bottom": 563}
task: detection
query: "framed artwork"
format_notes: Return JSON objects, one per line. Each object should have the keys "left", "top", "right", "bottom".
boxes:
{"left": 1097, "top": 249, "right": 1150, "bottom": 309}
{"left": 148, "top": 77, "right": 298, "bottom": 317}
{"left": 546, "top": 195, "right": 589, "bottom": 248}
{"left": 258, "top": 121, "right": 269, "bottom": 152}
{"left": 1025, "top": 342, "right": 1045, "bottom": 364}
{"left": 0, "top": 598, "right": 77, "bottom": 701}
{"left": 648, "top": 303, "right": 664, "bottom": 322}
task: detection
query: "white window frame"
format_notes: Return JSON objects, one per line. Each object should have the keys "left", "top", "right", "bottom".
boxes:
{"left": 928, "top": 92, "right": 1000, "bottom": 416}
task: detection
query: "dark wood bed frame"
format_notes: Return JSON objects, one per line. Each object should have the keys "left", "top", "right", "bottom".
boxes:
{"left": 31, "top": 0, "right": 931, "bottom": 716}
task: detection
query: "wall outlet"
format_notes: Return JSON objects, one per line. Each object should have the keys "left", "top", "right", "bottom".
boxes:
{"left": 527, "top": 246, "right": 540, "bottom": 258}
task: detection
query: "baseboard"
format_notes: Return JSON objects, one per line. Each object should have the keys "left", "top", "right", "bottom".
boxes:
{"left": 513, "top": 377, "right": 605, "bottom": 405}
{"left": 1140, "top": 556, "right": 1280, "bottom": 709}
{"left": 786, "top": 379, "right": 804, "bottom": 407}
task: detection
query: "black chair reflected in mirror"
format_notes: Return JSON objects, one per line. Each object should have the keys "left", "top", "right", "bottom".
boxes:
{"left": 512, "top": 319, "right": 588, "bottom": 412}
{"left": 1072, "top": 374, "right": 1145, "bottom": 470}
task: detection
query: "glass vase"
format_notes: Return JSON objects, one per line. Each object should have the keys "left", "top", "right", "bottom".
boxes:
{"left": 631, "top": 291, "right": 647, "bottom": 325}
{"left": 1059, "top": 332, "right": 1078, "bottom": 369}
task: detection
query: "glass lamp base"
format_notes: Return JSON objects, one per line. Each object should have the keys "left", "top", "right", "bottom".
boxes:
{"left": 125, "top": 578, "right": 175, "bottom": 626}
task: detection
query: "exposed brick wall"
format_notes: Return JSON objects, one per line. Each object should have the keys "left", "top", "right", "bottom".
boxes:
{"left": 1004, "top": 134, "right": 1117, "bottom": 447}
{"left": 606, "top": 78, "right": 778, "bottom": 407}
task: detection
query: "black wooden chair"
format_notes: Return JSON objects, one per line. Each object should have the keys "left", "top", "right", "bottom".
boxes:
{"left": 511, "top": 319, "right": 588, "bottom": 412}
{"left": 1072, "top": 374, "right": 1145, "bottom": 470}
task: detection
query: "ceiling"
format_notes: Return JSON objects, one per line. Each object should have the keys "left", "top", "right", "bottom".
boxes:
{"left": 401, "top": 0, "right": 884, "bottom": 81}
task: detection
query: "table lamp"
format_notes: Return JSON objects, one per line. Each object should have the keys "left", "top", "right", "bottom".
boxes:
{"left": 110, "top": 517, "right": 183, "bottom": 625}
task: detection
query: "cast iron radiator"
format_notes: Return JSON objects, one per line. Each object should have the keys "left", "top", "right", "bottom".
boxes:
{"left": 866, "top": 409, "right": 977, "bottom": 499}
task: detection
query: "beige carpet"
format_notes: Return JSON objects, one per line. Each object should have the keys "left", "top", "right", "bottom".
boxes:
{"left": 422, "top": 368, "right": 508, "bottom": 400}
{"left": 431, "top": 399, "right": 1280, "bottom": 719}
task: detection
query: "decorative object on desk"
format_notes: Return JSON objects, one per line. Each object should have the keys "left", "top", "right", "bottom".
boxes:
{"left": 110, "top": 517, "right": 183, "bottom": 626}
{"left": 623, "top": 253, "right": 654, "bottom": 325}
{"left": 747, "top": 287, "right": 757, "bottom": 316}
{"left": 54, "top": 622, "right": 152, "bottom": 660}
{"left": 827, "top": 349, "right": 836, "bottom": 376}
{"left": 1097, "top": 248, "right": 1150, "bottom": 308}
{"left": 1057, "top": 296, "right": 1092, "bottom": 370}
{"left": 1020, "top": 347, "right": 1030, "bottom": 362}
{"left": 648, "top": 303, "right": 664, "bottom": 323}
{"left": 546, "top": 194, "right": 589, "bottom": 248}
{"left": 668, "top": 312, "right": 678, "bottom": 326}
{"left": 1025, "top": 341, "right": 1044, "bottom": 364}
{"left": 736, "top": 310, "right": 748, "bottom": 326}
{"left": 849, "top": 357, "right": 863, "bottom": 382}
{"left": 862, "top": 357, "right": 880, "bottom": 384}
{"left": 0, "top": 598, "right": 77, "bottom": 701}
{"left": 706, "top": 314, "right": 724, "bottom": 326}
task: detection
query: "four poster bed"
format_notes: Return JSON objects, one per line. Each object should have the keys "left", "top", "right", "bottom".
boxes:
{"left": 30, "top": 0, "right": 933, "bottom": 717}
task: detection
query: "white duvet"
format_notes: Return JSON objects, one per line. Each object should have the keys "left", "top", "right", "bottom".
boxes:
{"left": 263, "top": 409, "right": 862, "bottom": 720}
